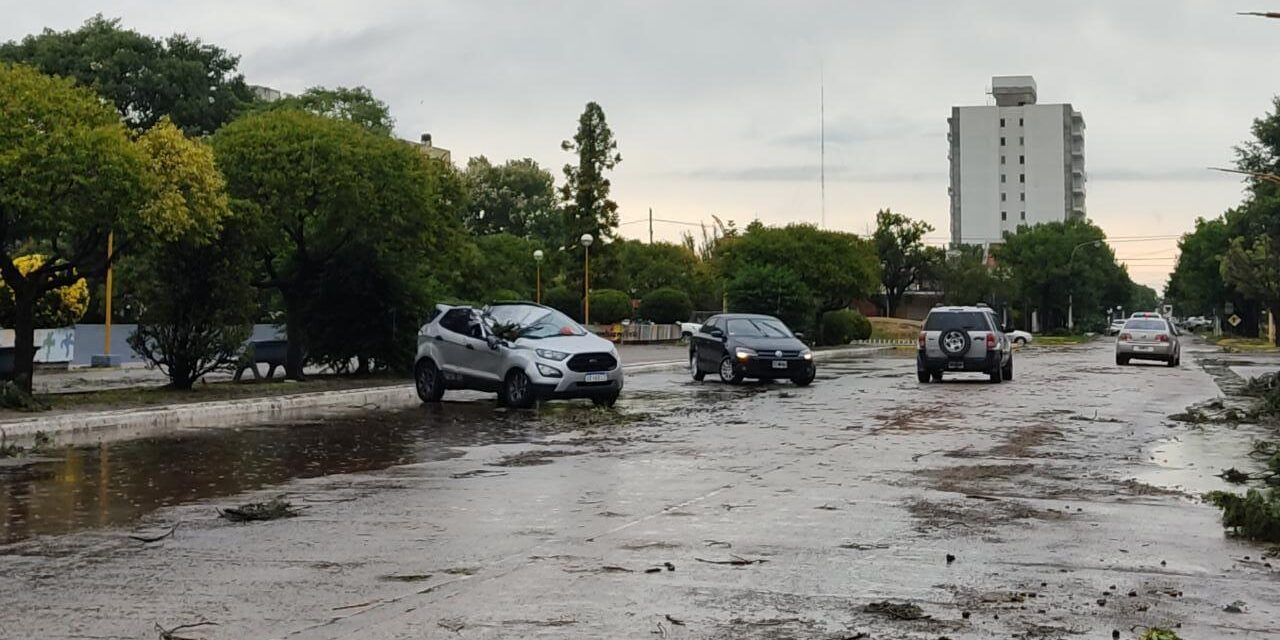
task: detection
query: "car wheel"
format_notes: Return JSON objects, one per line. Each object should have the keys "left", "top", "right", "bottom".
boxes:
{"left": 414, "top": 359, "right": 445, "bottom": 403}
{"left": 931, "top": 370, "right": 943, "bottom": 382}
{"left": 1014, "top": 337, "right": 1028, "bottom": 346}
{"left": 917, "top": 369, "right": 930, "bottom": 383}
{"left": 939, "top": 328, "right": 971, "bottom": 357}
{"left": 1116, "top": 355, "right": 1129, "bottom": 366}
{"left": 1002, "top": 357, "right": 1013, "bottom": 381}
{"left": 718, "top": 356, "right": 743, "bottom": 384}
{"left": 1167, "top": 356, "right": 1179, "bottom": 368}
{"left": 501, "top": 369, "right": 536, "bottom": 409}
{"left": 690, "top": 352, "right": 706, "bottom": 382}
{"left": 592, "top": 392, "right": 620, "bottom": 407}
{"left": 988, "top": 365, "right": 1002, "bottom": 384}
{"left": 792, "top": 366, "right": 816, "bottom": 386}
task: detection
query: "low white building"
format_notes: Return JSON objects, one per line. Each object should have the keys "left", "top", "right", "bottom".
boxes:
{"left": 948, "top": 76, "right": 1085, "bottom": 248}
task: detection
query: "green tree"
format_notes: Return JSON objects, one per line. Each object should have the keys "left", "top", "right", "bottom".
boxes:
{"left": 259, "top": 86, "right": 394, "bottom": 136}
{"left": 873, "top": 209, "right": 936, "bottom": 317}
{"left": 0, "top": 66, "right": 223, "bottom": 392}
{"left": 718, "top": 222, "right": 879, "bottom": 326}
{"left": 1222, "top": 235, "right": 1280, "bottom": 344}
{"left": 601, "top": 239, "right": 698, "bottom": 296}
{"left": 995, "top": 221, "right": 1129, "bottom": 331}
{"left": 819, "top": 309, "right": 871, "bottom": 346}
{"left": 725, "top": 264, "right": 816, "bottom": 332}
{"left": 1165, "top": 216, "right": 1231, "bottom": 318}
{"left": 462, "top": 156, "right": 560, "bottom": 241}
{"left": 455, "top": 233, "right": 544, "bottom": 303}
{"left": 544, "top": 286, "right": 582, "bottom": 322}
{"left": 0, "top": 16, "right": 253, "bottom": 135}
{"left": 126, "top": 205, "right": 257, "bottom": 389}
{"left": 937, "top": 245, "right": 1001, "bottom": 306}
{"left": 1128, "top": 283, "right": 1160, "bottom": 313}
{"left": 561, "top": 102, "right": 621, "bottom": 289}
{"left": 639, "top": 287, "right": 693, "bottom": 324}
{"left": 590, "top": 289, "right": 632, "bottom": 324}
{"left": 213, "top": 109, "right": 465, "bottom": 379}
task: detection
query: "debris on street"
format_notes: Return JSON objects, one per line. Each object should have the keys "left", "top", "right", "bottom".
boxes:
{"left": 694, "top": 555, "right": 767, "bottom": 566}
{"left": 863, "top": 600, "right": 928, "bottom": 620}
{"left": 128, "top": 524, "right": 178, "bottom": 543}
{"left": 217, "top": 498, "right": 300, "bottom": 522}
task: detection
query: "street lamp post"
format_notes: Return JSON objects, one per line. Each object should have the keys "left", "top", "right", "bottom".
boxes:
{"left": 580, "top": 234, "right": 594, "bottom": 324}
{"left": 533, "top": 249, "right": 544, "bottom": 304}
{"left": 1067, "top": 239, "right": 1102, "bottom": 331}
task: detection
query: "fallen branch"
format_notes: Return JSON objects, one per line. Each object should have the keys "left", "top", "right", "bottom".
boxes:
{"left": 332, "top": 600, "right": 377, "bottom": 611}
{"left": 664, "top": 614, "right": 686, "bottom": 626}
{"left": 155, "top": 621, "right": 218, "bottom": 640}
{"left": 695, "top": 555, "right": 766, "bottom": 566}
{"left": 129, "top": 524, "right": 178, "bottom": 543}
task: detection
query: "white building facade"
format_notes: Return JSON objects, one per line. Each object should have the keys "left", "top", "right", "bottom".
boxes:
{"left": 948, "top": 76, "right": 1085, "bottom": 248}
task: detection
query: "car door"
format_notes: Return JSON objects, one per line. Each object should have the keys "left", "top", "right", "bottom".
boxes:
{"left": 435, "top": 308, "right": 478, "bottom": 382}
{"left": 460, "top": 311, "right": 504, "bottom": 386}
{"left": 696, "top": 317, "right": 723, "bottom": 370}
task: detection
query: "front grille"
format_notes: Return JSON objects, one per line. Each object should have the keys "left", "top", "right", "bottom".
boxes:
{"left": 758, "top": 350, "right": 802, "bottom": 359}
{"left": 567, "top": 352, "right": 618, "bottom": 372}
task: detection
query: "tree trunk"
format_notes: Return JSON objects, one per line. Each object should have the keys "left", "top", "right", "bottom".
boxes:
{"left": 283, "top": 309, "right": 306, "bottom": 381}
{"left": 1270, "top": 303, "right": 1280, "bottom": 346}
{"left": 11, "top": 292, "right": 37, "bottom": 394}
{"left": 356, "top": 355, "right": 370, "bottom": 376}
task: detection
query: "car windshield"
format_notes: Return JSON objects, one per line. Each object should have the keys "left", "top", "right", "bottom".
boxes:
{"left": 486, "top": 304, "right": 585, "bottom": 339}
{"left": 725, "top": 318, "right": 792, "bottom": 338}
{"left": 924, "top": 311, "right": 990, "bottom": 331}
{"left": 1124, "top": 319, "right": 1167, "bottom": 331}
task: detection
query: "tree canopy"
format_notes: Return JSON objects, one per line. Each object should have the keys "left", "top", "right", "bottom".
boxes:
{"left": 259, "top": 85, "right": 395, "bottom": 136}
{"left": 462, "top": 156, "right": 560, "bottom": 240}
{"left": 873, "top": 209, "right": 935, "bottom": 317}
{"left": 0, "top": 15, "right": 253, "bottom": 135}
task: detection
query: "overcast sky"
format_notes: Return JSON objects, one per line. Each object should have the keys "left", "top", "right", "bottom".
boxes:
{"left": 5, "top": 1, "right": 1276, "bottom": 290}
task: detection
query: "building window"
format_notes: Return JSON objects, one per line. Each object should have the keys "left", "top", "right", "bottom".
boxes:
{"left": 1001, "top": 174, "right": 1006, "bottom": 183}
{"left": 1000, "top": 137, "right": 1006, "bottom": 146}
{"left": 1020, "top": 193, "right": 1025, "bottom": 202}
{"left": 1019, "top": 117, "right": 1024, "bottom": 126}
{"left": 1001, "top": 211, "right": 1007, "bottom": 221}
{"left": 1019, "top": 155, "right": 1025, "bottom": 164}
{"left": 1000, "top": 118, "right": 1005, "bottom": 127}
{"left": 1000, "top": 155, "right": 1006, "bottom": 165}
{"left": 1020, "top": 211, "right": 1026, "bottom": 221}
{"left": 1019, "top": 174, "right": 1025, "bottom": 183}
{"left": 1001, "top": 193, "right": 1007, "bottom": 202}
{"left": 1019, "top": 136, "right": 1024, "bottom": 145}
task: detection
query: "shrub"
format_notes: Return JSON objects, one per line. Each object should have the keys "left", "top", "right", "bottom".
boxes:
{"left": 590, "top": 289, "right": 631, "bottom": 324}
{"left": 544, "top": 286, "right": 582, "bottom": 322}
{"left": 0, "top": 254, "right": 90, "bottom": 328}
{"left": 491, "top": 289, "right": 521, "bottom": 303}
{"left": 639, "top": 287, "right": 693, "bottom": 324}
{"left": 1205, "top": 488, "right": 1280, "bottom": 542}
{"left": 725, "top": 265, "right": 814, "bottom": 333}
{"left": 819, "top": 309, "right": 871, "bottom": 345}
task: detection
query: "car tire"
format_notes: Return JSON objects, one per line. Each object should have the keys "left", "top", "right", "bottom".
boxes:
{"left": 917, "top": 369, "right": 930, "bottom": 383}
{"left": 792, "top": 366, "right": 816, "bottom": 386}
{"left": 988, "top": 365, "right": 1002, "bottom": 383}
{"left": 931, "top": 370, "right": 943, "bottom": 383}
{"left": 1002, "top": 357, "right": 1013, "bottom": 381}
{"left": 690, "top": 352, "right": 706, "bottom": 382}
{"left": 1167, "top": 356, "right": 1179, "bottom": 368}
{"left": 718, "top": 356, "right": 744, "bottom": 384}
{"left": 1014, "top": 337, "right": 1028, "bottom": 346}
{"left": 592, "top": 393, "right": 620, "bottom": 407}
{"left": 939, "top": 328, "right": 971, "bottom": 357}
{"left": 414, "top": 359, "right": 445, "bottom": 403}
{"left": 501, "top": 369, "right": 536, "bottom": 409}
{"left": 1116, "top": 355, "right": 1129, "bottom": 366}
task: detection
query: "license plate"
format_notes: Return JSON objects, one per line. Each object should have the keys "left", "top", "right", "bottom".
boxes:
{"left": 584, "top": 373, "right": 608, "bottom": 383}
{"left": 948, "top": 361, "right": 965, "bottom": 370}
{"left": 1133, "top": 346, "right": 1153, "bottom": 352}
{"left": 772, "top": 360, "right": 788, "bottom": 369}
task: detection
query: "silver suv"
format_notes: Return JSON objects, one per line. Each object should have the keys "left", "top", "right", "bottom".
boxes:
{"left": 916, "top": 306, "right": 1012, "bottom": 384}
{"left": 414, "top": 302, "right": 623, "bottom": 408}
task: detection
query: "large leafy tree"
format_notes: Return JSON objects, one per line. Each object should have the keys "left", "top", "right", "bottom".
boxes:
{"left": 258, "top": 86, "right": 395, "bottom": 136}
{"left": 561, "top": 102, "right": 621, "bottom": 293}
{"left": 725, "top": 264, "right": 815, "bottom": 332}
{"left": 873, "top": 209, "right": 936, "bottom": 317}
{"left": 995, "top": 220, "right": 1129, "bottom": 331}
{"left": 718, "top": 222, "right": 880, "bottom": 325}
{"left": 1165, "top": 216, "right": 1231, "bottom": 318}
{"left": 213, "top": 109, "right": 464, "bottom": 378}
{"left": 1222, "top": 235, "right": 1280, "bottom": 344}
{"left": 462, "top": 156, "right": 560, "bottom": 241}
{"left": 0, "top": 65, "right": 225, "bottom": 391}
{"left": 937, "top": 245, "right": 1002, "bottom": 307}
{"left": 0, "top": 16, "right": 253, "bottom": 135}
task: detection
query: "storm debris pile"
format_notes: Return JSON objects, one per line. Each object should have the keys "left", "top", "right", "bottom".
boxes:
{"left": 863, "top": 600, "right": 929, "bottom": 620}
{"left": 217, "top": 498, "right": 300, "bottom": 522}
{"left": 1204, "top": 488, "right": 1280, "bottom": 542}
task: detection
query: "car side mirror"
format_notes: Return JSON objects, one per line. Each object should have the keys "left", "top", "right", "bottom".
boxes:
{"left": 707, "top": 327, "right": 724, "bottom": 339}
{"left": 794, "top": 332, "right": 805, "bottom": 340}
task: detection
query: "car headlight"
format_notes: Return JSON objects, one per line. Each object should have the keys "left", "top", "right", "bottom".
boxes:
{"left": 801, "top": 349, "right": 813, "bottom": 360}
{"left": 735, "top": 347, "right": 756, "bottom": 360}
{"left": 536, "top": 349, "right": 569, "bottom": 361}
{"left": 536, "top": 363, "right": 562, "bottom": 378}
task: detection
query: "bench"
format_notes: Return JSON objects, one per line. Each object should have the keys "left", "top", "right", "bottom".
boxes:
{"left": 234, "top": 339, "right": 288, "bottom": 381}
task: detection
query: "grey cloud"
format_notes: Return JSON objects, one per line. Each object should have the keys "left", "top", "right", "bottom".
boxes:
{"left": 1087, "top": 167, "right": 1244, "bottom": 182}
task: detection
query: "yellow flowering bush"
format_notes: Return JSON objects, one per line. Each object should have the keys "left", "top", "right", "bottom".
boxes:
{"left": 0, "top": 254, "right": 90, "bottom": 328}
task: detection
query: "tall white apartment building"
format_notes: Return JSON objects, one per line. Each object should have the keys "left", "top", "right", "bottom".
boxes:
{"left": 947, "top": 76, "right": 1085, "bottom": 247}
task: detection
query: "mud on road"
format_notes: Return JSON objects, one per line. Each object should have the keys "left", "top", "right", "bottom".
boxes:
{"left": 1, "top": 339, "right": 1277, "bottom": 639}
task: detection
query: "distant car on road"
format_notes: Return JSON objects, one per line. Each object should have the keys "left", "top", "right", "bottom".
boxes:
{"left": 1115, "top": 316, "right": 1180, "bottom": 367}
{"left": 689, "top": 313, "right": 815, "bottom": 385}
{"left": 917, "top": 306, "right": 1012, "bottom": 383}
{"left": 1106, "top": 319, "right": 1126, "bottom": 336}
{"left": 1007, "top": 330, "right": 1033, "bottom": 346}
{"left": 414, "top": 302, "right": 623, "bottom": 408}
{"left": 679, "top": 321, "right": 702, "bottom": 339}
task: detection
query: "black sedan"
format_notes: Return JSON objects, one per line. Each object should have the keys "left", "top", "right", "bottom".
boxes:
{"left": 689, "top": 313, "right": 815, "bottom": 385}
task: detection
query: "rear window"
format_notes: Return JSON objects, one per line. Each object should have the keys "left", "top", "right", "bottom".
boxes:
{"left": 1124, "top": 319, "right": 1168, "bottom": 331}
{"left": 924, "top": 311, "right": 991, "bottom": 332}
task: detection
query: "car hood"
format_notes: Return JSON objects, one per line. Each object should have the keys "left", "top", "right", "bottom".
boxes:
{"left": 731, "top": 337, "right": 808, "bottom": 352}
{"left": 514, "top": 333, "right": 616, "bottom": 354}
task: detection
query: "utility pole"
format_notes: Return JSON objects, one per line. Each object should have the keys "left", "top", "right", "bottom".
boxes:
{"left": 648, "top": 207, "right": 653, "bottom": 244}
{"left": 820, "top": 65, "right": 826, "bottom": 229}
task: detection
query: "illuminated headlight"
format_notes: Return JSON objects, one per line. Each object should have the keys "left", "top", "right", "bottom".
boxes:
{"left": 536, "top": 363, "right": 562, "bottom": 378}
{"left": 801, "top": 349, "right": 813, "bottom": 360}
{"left": 735, "top": 347, "right": 757, "bottom": 360}
{"left": 536, "top": 349, "right": 569, "bottom": 361}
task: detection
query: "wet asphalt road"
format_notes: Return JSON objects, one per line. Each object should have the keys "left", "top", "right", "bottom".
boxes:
{"left": 1, "top": 339, "right": 1278, "bottom": 639}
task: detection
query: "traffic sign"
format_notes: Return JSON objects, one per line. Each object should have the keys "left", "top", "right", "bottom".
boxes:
{"left": 1228, "top": 314, "right": 1242, "bottom": 327}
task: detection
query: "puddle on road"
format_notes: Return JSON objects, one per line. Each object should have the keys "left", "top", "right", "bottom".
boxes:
{"left": 1134, "top": 422, "right": 1277, "bottom": 496}
{"left": 0, "top": 401, "right": 646, "bottom": 544}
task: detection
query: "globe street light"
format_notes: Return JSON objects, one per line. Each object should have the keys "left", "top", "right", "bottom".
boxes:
{"left": 580, "top": 234, "right": 594, "bottom": 324}
{"left": 533, "top": 249, "right": 545, "bottom": 304}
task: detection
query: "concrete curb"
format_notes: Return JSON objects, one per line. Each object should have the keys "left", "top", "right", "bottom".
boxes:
{"left": 0, "top": 345, "right": 891, "bottom": 445}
